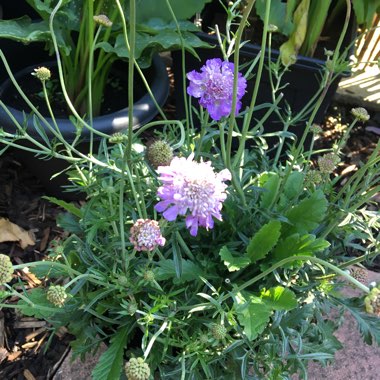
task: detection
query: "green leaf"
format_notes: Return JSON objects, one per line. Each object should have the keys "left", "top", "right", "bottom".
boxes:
{"left": 259, "top": 172, "right": 281, "bottom": 209}
{"left": 272, "top": 234, "right": 330, "bottom": 260}
{"left": 246, "top": 220, "right": 282, "bottom": 263}
{"left": 255, "top": 0, "right": 294, "bottom": 36}
{"left": 235, "top": 292, "right": 272, "bottom": 340}
{"left": 30, "top": 261, "right": 69, "bottom": 279}
{"left": 352, "top": 0, "right": 380, "bottom": 28}
{"left": 260, "top": 286, "right": 298, "bottom": 311}
{"left": 92, "top": 326, "right": 129, "bottom": 380}
{"left": 56, "top": 212, "right": 82, "bottom": 234}
{"left": 283, "top": 171, "right": 305, "bottom": 200}
{"left": 156, "top": 259, "right": 203, "bottom": 284}
{"left": 219, "top": 246, "right": 250, "bottom": 272}
{"left": 43, "top": 196, "right": 83, "bottom": 218}
{"left": 17, "top": 288, "right": 58, "bottom": 319}
{"left": 283, "top": 189, "right": 328, "bottom": 236}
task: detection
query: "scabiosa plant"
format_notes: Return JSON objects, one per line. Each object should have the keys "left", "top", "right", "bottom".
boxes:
{"left": 155, "top": 153, "right": 231, "bottom": 236}
{"left": 186, "top": 58, "right": 247, "bottom": 121}
{"left": 129, "top": 219, "right": 166, "bottom": 252}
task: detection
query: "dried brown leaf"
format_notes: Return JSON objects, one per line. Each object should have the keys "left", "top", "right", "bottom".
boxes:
{"left": 0, "top": 218, "right": 35, "bottom": 249}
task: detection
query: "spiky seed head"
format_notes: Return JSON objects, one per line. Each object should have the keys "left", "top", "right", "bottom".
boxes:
{"left": 364, "top": 286, "right": 380, "bottom": 316}
{"left": 47, "top": 285, "right": 68, "bottom": 307}
{"left": 351, "top": 107, "right": 370, "bottom": 122}
{"left": 118, "top": 275, "right": 129, "bottom": 287}
{"left": 125, "top": 357, "right": 150, "bottom": 380}
{"left": 318, "top": 153, "right": 340, "bottom": 174}
{"left": 127, "top": 301, "right": 138, "bottom": 315}
{"left": 210, "top": 323, "right": 227, "bottom": 340}
{"left": 0, "top": 254, "right": 13, "bottom": 284}
{"left": 199, "top": 334, "right": 209, "bottom": 345}
{"left": 146, "top": 140, "right": 173, "bottom": 169}
{"left": 93, "top": 14, "right": 113, "bottom": 27}
{"left": 350, "top": 267, "right": 368, "bottom": 284}
{"left": 32, "top": 66, "right": 51, "bottom": 82}
{"left": 143, "top": 270, "right": 155, "bottom": 282}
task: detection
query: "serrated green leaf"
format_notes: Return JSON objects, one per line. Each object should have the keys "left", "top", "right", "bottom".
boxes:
{"left": 246, "top": 220, "right": 282, "bottom": 263}
{"left": 260, "top": 286, "right": 298, "bottom": 311}
{"left": 43, "top": 196, "right": 83, "bottom": 218}
{"left": 235, "top": 292, "right": 272, "bottom": 340}
{"left": 92, "top": 326, "right": 129, "bottom": 380}
{"left": 219, "top": 246, "right": 250, "bottom": 272}
{"left": 17, "top": 288, "right": 58, "bottom": 319}
{"left": 283, "top": 190, "right": 328, "bottom": 236}
{"left": 272, "top": 234, "right": 330, "bottom": 260}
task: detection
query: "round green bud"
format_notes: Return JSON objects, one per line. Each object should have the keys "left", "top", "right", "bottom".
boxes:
{"left": 127, "top": 301, "right": 138, "bottom": 315}
{"left": 310, "top": 123, "right": 323, "bottom": 135}
{"left": 146, "top": 140, "right": 173, "bottom": 169}
{"left": 210, "top": 323, "right": 227, "bottom": 340}
{"left": 143, "top": 270, "right": 155, "bottom": 282}
{"left": 109, "top": 132, "right": 127, "bottom": 144}
{"left": 32, "top": 66, "right": 51, "bottom": 82}
{"left": 351, "top": 107, "right": 370, "bottom": 122}
{"left": 305, "top": 170, "right": 322, "bottom": 186}
{"left": 364, "top": 286, "right": 380, "bottom": 316}
{"left": 268, "top": 24, "right": 278, "bottom": 33}
{"left": 47, "top": 285, "right": 68, "bottom": 308}
{"left": 0, "top": 254, "right": 13, "bottom": 285}
{"left": 125, "top": 357, "right": 150, "bottom": 380}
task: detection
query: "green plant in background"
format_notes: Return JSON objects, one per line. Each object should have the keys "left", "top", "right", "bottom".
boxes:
{"left": 255, "top": 0, "right": 380, "bottom": 65}
{"left": 0, "top": 0, "right": 211, "bottom": 115}
{"left": 0, "top": 0, "right": 379, "bottom": 379}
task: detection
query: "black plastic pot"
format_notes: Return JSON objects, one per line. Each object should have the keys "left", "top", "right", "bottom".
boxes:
{"left": 0, "top": 55, "right": 169, "bottom": 199}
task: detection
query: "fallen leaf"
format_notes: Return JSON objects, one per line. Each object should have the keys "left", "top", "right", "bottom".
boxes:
{"left": 0, "top": 218, "right": 35, "bottom": 249}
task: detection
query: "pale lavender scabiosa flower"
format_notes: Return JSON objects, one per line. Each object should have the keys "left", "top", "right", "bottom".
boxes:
{"left": 155, "top": 154, "right": 231, "bottom": 236}
{"left": 129, "top": 219, "right": 166, "bottom": 252}
{"left": 186, "top": 58, "right": 247, "bottom": 121}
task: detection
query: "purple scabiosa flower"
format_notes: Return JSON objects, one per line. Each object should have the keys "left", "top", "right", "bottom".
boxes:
{"left": 129, "top": 219, "right": 165, "bottom": 252}
{"left": 187, "top": 58, "right": 247, "bottom": 121}
{"left": 155, "top": 153, "right": 231, "bottom": 236}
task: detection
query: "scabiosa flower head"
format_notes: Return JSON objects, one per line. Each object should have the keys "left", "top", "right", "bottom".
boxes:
{"left": 186, "top": 58, "right": 247, "bottom": 121}
{"left": 210, "top": 323, "right": 227, "bottom": 340}
{"left": 129, "top": 219, "right": 165, "bottom": 252}
{"left": 155, "top": 153, "right": 231, "bottom": 236}
{"left": 125, "top": 357, "right": 150, "bottom": 380}
{"left": 93, "top": 14, "right": 113, "bottom": 28}
{"left": 0, "top": 254, "right": 13, "bottom": 285}
{"left": 47, "top": 285, "right": 68, "bottom": 308}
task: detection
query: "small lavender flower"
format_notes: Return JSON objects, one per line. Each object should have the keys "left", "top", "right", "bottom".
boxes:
{"left": 129, "top": 219, "right": 165, "bottom": 252}
{"left": 187, "top": 58, "right": 247, "bottom": 121}
{"left": 155, "top": 153, "right": 231, "bottom": 236}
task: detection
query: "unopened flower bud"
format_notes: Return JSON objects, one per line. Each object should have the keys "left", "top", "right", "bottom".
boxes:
{"left": 47, "top": 285, "right": 68, "bottom": 307}
{"left": 32, "top": 67, "right": 51, "bottom": 82}
{"left": 318, "top": 153, "right": 340, "bottom": 174}
{"left": 0, "top": 254, "right": 13, "bottom": 285}
{"left": 93, "top": 14, "right": 113, "bottom": 28}
{"left": 305, "top": 170, "right": 322, "bottom": 186}
{"left": 143, "top": 270, "right": 155, "bottom": 282}
{"left": 210, "top": 323, "right": 227, "bottom": 340}
{"left": 310, "top": 124, "right": 322, "bottom": 135}
{"left": 127, "top": 301, "right": 138, "bottom": 315}
{"left": 129, "top": 219, "right": 165, "bottom": 252}
{"left": 268, "top": 24, "right": 278, "bottom": 33}
{"left": 351, "top": 107, "right": 370, "bottom": 122}
{"left": 364, "top": 286, "right": 380, "bottom": 316}
{"left": 146, "top": 140, "right": 173, "bottom": 169}
{"left": 125, "top": 357, "right": 150, "bottom": 380}
{"left": 109, "top": 132, "right": 127, "bottom": 144}
{"left": 324, "top": 48, "right": 334, "bottom": 57}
